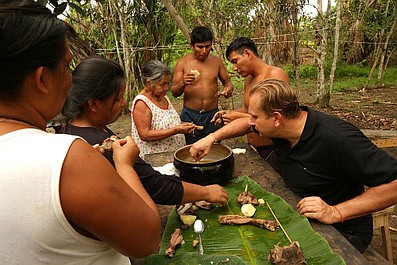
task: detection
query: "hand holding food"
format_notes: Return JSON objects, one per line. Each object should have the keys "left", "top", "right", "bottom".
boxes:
{"left": 112, "top": 136, "right": 140, "bottom": 167}
{"left": 190, "top": 69, "right": 200, "bottom": 78}
{"left": 203, "top": 184, "right": 229, "bottom": 205}
{"left": 183, "top": 69, "right": 200, "bottom": 86}
{"left": 176, "top": 122, "right": 196, "bottom": 134}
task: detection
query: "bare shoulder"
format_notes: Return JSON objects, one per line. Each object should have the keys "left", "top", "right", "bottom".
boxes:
{"left": 269, "top": 65, "right": 289, "bottom": 83}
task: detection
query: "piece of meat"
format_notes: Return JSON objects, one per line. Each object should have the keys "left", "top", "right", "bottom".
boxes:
{"left": 268, "top": 241, "right": 307, "bottom": 265}
{"left": 165, "top": 228, "right": 184, "bottom": 258}
{"left": 195, "top": 200, "right": 212, "bottom": 210}
{"left": 100, "top": 135, "right": 119, "bottom": 150}
{"left": 218, "top": 215, "right": 279, "bottom": 232}
{"left": 237, "top": 191, "right": 259, "bottom": 205}
{"left": 192, "top": 238, "right": 199, "bottom": 248}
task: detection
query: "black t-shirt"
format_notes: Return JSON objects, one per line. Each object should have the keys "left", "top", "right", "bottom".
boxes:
{"left": 273, "top": 106, "right": 397, "bottom": 239}
{"left": 61, "top": 124, "right": 184, "bottom": 205}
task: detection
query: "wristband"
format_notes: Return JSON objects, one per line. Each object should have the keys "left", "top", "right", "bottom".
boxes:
{"left": 209, "top": 133, "right": 217, "bottom": 143}
{"left": 333, "top": 206, "right": 344, "bottom": 223}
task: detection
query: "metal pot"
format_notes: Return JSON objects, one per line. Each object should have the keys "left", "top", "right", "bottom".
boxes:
{"left": 173, "top": 143, "right": 234, "bottom": 186}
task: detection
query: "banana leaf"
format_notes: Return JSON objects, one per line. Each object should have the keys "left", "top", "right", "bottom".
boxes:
{"left": 145, "top": 176, "right": 345, "bottom": 265}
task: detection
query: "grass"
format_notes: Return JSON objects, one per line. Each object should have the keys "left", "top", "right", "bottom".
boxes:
{"left": 286, "top": 64, "right": 397, "bottom": 92}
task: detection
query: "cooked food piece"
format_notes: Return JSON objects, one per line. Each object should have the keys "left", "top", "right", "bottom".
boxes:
{"left": 258, "top": 199, "right": 265, "bottom": 204}
{"left": 176, "top": 203, "right": 198, "bottom": 215}
{"left": 165, "top": 228, "right": 184, "bottom": 258}
{"left": 179, "top": 214, "right": 197, "bottom": 226}
{"left": 218, "top": 215, "right": 279, "bottom": 232}
{"left": 214, "top": 116, "right": 224, "bottom": 126}
{"left": 100, "top": 135, "right": 119, "bottom": 150}
{"left": 268, "top": 241, "right": 307, "bottom": 265}
{"left": 193, "top": 124, "right": 204, "bottom": 130}
{"left": 195, "top": 200, "right": 212, "bottom": 210}
{"left": 192, "top": 238, "right": 199, "bottom": 248}
{"left": 237, "top": 190, "right": 259, "bottom": 205}
{"left": 241, "top": 203, "right": 256, "bottom": 217}
{"left": 190, "top": 69, "right": 200, "bottom": 78}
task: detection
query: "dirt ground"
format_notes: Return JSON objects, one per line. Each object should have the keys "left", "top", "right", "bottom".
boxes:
{"left": 109, "top": 83, "right": 397, "bottom": 263}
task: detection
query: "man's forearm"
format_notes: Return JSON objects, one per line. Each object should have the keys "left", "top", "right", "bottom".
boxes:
{"left": 172, "top": 80, "right": 186, "bottom": 98}
{"left": 336, "top": 179, "right": 397, "bottom": 221}
{"left": 212, "top": 117, "right": 251, "bottom": 141}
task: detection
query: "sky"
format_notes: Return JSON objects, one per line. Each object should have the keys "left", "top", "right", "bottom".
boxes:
{"left": 305, "top": 0, "right": 336, "bottom": 16}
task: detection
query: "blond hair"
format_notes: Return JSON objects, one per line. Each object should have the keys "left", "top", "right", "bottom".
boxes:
{"left": 249, "top": 79, "right": 300, "bottom": 119}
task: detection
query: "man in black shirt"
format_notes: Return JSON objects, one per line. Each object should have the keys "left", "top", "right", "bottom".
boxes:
{"left": 190, "top": 79, "right": 397, "bottom": 252}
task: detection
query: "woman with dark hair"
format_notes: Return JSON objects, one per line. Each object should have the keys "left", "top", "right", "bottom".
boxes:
{"left": 62, "top": 57, "right": 229, "bottom": 206}
{"left": 0, "top": 1, "right": 160, "bottom": 263}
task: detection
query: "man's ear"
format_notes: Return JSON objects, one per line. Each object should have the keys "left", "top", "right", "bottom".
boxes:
{"left": 273, "top": 112, "right": 283, "bottom": 127}
{"left": 34, "top": 66, "right": 49, "bottom": 94}
{"left": 244, "top": 49, "right": 253, "bottom": 59}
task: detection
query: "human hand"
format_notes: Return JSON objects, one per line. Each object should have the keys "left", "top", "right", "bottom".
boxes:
{"left": 92, "top": 143, "right": 105, "bottom": 154}
{"left": 211, "top": 110, "right": 245, "bottom": 125}
{"left": 297, "top": 196, "right": 341, "bottom": 224}
{"left": 218, "top": 87, "right": 233, "bottom": 98}
{"left": 112, "top": 136, "right": 140, "bottom": 167}
{"left": 183, "top": 73, "right": 196, "bottom": 86}
{"left": 203, "top": 184, "right": 229, "bottom": 206}
{"left": 189, "top": 135, "right": 216, "bottom": 161}
{"left": 176, "top": 122, "right": 196, "bottom": 134}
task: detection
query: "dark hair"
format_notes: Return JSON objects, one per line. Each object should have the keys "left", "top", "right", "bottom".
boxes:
{"left": 190, "top": 26, "right": 213, "bottom": 46}
{"left": 226, "top": 37, "right": 259, "bottom": 61}
{"left": 0, "top": 0, "right": 68, "bottom": 101}
{"left": 62, "top": 57, "right": 125, "bottom": 119}
{"left": 142, "top": 60, "right": 171, "bottom": 85}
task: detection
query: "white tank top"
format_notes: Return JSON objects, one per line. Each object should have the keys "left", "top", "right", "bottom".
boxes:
{"left": 0, "top": 129, "right": 130, "bottom": 265}
{"left": 131, "top": 94, "right": 185, "bottom": 158}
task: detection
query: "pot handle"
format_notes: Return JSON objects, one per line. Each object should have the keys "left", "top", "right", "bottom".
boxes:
{"left": 190, "top": 164, "right": 221, "bottom": 173}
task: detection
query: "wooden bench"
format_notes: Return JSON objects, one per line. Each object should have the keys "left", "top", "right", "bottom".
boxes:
{"left": 372, "top": 206, "right": 395, "bottom": 263}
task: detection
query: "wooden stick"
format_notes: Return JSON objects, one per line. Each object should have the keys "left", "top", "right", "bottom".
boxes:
{"left": 266, "top": 201, "right": 293, "bottom": 244}
{"left": 244, "top": 184, "right": 248, "bottom": 192}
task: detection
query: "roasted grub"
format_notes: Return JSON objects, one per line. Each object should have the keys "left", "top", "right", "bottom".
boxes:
{"left": 268, "top": 241, "right": 307, "bottom": 265}
{"left": 165, "top": 228, "right": 184, "bottom": 258}
{"left": 237, "top": 191, "right": 259, "bottom": 205}
{"left": 218, "top": 215, "right": 279, "bottom": 232}
{"left": 192, "top": 237, "right": 199, "bottom": 248}
{"left": 176, "top": 203, "right": 198, "bottom": 215}
{"left": 195, "top": 200, "right": 212, "bottom": 210}
{"left": 100, "top": 135, "right": 119, "bottom": 150}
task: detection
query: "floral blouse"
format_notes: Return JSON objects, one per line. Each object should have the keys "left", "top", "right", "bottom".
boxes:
{"left": 131, "top": 94, "right": 185, "bottom": 158}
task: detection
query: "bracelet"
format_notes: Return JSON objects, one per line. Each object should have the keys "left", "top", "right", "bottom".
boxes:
{"left": 209, "top": 133, "right": 217, "bottom": 143}
{"left": 333, "top": 206, "right": 344, "bottom": 223}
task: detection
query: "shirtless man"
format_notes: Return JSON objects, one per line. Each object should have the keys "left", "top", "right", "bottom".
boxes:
{"left": 172, "top": 26, "right": 234, "bottom": 144}
{"left": 212, "top": 37, "right": 289, "bottom": 171}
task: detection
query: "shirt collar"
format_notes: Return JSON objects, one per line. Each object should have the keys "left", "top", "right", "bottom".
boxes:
{"left": 299, "top": 106, "right": 316, "bottom": 142}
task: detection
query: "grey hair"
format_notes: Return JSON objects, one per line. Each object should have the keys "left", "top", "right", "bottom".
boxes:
{"left": 142, "top": 60, "right": 171, "bottom": 85}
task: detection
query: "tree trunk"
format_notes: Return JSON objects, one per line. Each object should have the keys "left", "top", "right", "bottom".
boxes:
{"left": 292, "top": 0, "right": 300, "bottom": 83}
{"left": 329, "top": 0, "right": 341, "bottom": 94}
{"left": 316, "top": 0, "right": 330, "bottom": 108}
{"left": 162, "top": 0, "right": 190, "bottom": 42}
{"left": 377, "top": 17, "right": 396, "bottom": 84}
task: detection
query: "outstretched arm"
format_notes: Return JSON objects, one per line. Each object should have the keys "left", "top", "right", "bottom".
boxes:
{"left": 181, "top": 182, "right": 229, "bottom": 205}
{"left": 297, "top": 179, "right": 397, "bottom": 224}
{"left": 190, "top": 117, "right": 252, "bottom": 161}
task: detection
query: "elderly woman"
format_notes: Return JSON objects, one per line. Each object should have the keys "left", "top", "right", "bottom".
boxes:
{"left": 61, "top": 57, "right": 228, "bottom": 206}
{"left": 131, "top": 60, "right": 196, "bottom": 158}
{"left": 0, "top": 1, "right": 160, "bottom": 263}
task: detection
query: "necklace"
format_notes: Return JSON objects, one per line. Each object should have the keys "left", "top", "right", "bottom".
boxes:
{"left": 0, "top": 116, "right": 41, "bottom": 130}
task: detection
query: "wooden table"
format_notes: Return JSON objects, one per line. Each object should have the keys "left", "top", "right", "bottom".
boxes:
{"left": 145, "top": 142, "right": 390, "bottom": 264}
